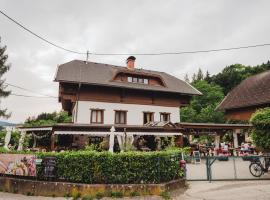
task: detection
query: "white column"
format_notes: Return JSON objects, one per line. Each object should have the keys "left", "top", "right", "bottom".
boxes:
{"left": 188, "top": 135, "right": 193, "bottom": 143}
{"left": 109, "top": 132, "right": 115, "bottom": 153}
{"left": 117, "top": 135, "right": 124, "bottom": 152}
{"left": 233, "top": 129, "right": 240, "bottom": 148}
{"left": 4, "top": 127, "right": 12, "bottom": 150}
{"left": 244, "top": 132, "right": 249, "bottom": 142}
{"left": 214, "top": 135, "right": 220, "bottom": 149}
{"left": 17, "top": 131, "right": 26, "bottom": 151}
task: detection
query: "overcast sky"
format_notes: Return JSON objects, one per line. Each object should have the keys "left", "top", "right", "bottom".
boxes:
{"left": 0, "top": 0, "right": 270, "bottom": 123}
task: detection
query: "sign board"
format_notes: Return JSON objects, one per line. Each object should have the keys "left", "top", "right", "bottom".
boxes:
{"left": 43, "top": 156, "right": 56, "bottom": 179}
{"left": 0, "top": 154, "right": 36, "bottom": 176}
{"left": 193, "top": 151, "right": 201, "bottom": 164}
{"left": 35, "top": 159, "right": 42, "bottom": 165}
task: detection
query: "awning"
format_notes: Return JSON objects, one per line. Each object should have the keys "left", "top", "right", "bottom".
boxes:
{"left": 19, "top": 127, "right": 53, "bottom": 132}
{"left": 53, "top": 131, "right": 182, "bottom": 137}
{"left": 127, "top": 132, "right": 183, "bottom": 136}
{"left": 54, "top": 131, "right": 123, "bottom": 136}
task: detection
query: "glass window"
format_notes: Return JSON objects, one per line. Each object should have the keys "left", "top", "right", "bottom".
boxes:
{"left": 91, "top": 109, "right": 104, "bottom": 123}
{"left": 127, "top": 77, "right": 132, "bottom": 82}
{"left": 143, "top": 112, "right": 154, "bottom": 124}
{"left": 160, "top": 113, "right": 170, "bottom": 122}
{"left": 138, "top": 78, "right": 144, "bottom": 83}
{"left": 143, "top": 79, "right": 149, "bottom": 84}
{"left": 132, "top": 77, "right": 138, "bottom": 83}
{"left": 115, "top": 111, "right": 127, "bottom": 124}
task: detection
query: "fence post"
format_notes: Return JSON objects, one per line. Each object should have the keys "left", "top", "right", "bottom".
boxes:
{"left": 233, "top": 156, "right": 237, "bottom": 180}
{"left": 206, "top": 156, "right": 209, "bottom": 182}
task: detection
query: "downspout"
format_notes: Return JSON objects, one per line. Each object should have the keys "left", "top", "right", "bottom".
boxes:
{"left": 75, "top": 63, "right": 83, "bottom": 123}
{"left": 75, "top": 83, "right": 81, "bottom": 123}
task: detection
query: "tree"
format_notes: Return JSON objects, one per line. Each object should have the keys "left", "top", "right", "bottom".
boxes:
{"left": 204, "top": 70, "right": 211, "bottom": 83}
{"left": 184, "top": 73, "right": 190, "bottom": 83}
{"left": 196, "top": 68, "right": 204, "bottom": 81}
{"left": 0, "top": 39, "right": 11, "bottom": 118}
{"left": 211, "top": 62, "right": 270, "bottom": 94}
{"left": 181, "top": 80, "right": 225, "bottom": 123}
{"left": 24, "top": 111, "right": 71, "bottom": 127}
{"left": 250, "top": 108, "right": 270, "bottom": 151}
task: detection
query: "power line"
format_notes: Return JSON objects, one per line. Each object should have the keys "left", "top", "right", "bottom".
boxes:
{"left": 10, "top": 93, "right": 57, "bottom": 98}
{"left": 5, "top": 82, "right": 57, "bottom": 98}
{"left": 1, "top": 9, "right": 270, "bottom": 56}
{"left": 0, "top": 10, "right": 85, "bottom": 55}
{"left": 92, "top": 43, "right": 270, "bottom": 56}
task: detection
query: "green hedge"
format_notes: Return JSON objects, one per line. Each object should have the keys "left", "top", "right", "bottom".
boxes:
{"left": 35, "top": 150, "right": 182, "bottom": 184}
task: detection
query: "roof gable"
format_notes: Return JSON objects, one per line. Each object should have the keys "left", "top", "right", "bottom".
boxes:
{"left": 216, "top": 70, "right": 270, "bottom": 110}
{"left": 55, "top": 60, "right": 201, "bottom": 95}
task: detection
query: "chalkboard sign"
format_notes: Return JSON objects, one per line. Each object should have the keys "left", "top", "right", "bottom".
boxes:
{"left": 193, "top": 151, "right": 201, "bottom": 164}
{"left": 42, "top": 156, "right": 56, "bottom": 179}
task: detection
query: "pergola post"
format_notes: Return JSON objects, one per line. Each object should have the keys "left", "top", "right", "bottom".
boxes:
{"left": 214, "top": 134, "right": 220, "bottom": 149}
{"left": 188, "top": 134, "right": 193, "bottom": 143}
{"left": 233, "top": 129, "right": 240, "bottom": 148}
{"left": 51, "top": 134, "right": 56, "bottom": 151}
{"left": 244, "top": 131, "right": 249, "bottom": 142}
{"left": 4, "top": 127, "right": 12, "bottom": 150}
{"left": 17, "top": 131, "right": 26, "bottom": 151}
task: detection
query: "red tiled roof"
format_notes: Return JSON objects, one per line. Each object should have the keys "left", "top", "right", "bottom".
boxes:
{"left": 216, "top": 70, "right": 270, "bottom": 110}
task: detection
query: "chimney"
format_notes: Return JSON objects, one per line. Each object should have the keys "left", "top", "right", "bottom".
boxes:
{"left": 126, "top": 56, "right": 136, "bottom": 70}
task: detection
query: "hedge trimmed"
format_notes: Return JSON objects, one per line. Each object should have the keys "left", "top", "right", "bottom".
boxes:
{"left": 35, "top": 150, "right": 182, "bottom": 184}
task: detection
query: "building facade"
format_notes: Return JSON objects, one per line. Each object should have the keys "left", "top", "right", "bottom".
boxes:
{"left": 55, "top": 57, "right": 201, "bottom": 126}
{"left": 216, "top": 70, "right": 270, "bottom": 121}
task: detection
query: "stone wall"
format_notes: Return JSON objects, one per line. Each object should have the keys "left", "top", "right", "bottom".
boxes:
{"left": 0, "top": 176, "right": 185, "bottom": 197}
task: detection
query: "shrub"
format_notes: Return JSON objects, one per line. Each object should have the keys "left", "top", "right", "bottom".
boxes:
{"left": 250, "top": 107, "right": 270, "bottom": 151}
{"left": 35, "top": 150, "right": 182, "bottom": 184}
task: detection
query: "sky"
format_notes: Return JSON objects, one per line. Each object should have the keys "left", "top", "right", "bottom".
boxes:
{"left": 0, "top": 0, "right": 270, "bottom": 123}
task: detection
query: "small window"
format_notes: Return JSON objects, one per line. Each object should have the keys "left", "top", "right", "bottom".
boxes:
{"left": 91, "top": 109, "right": 104, "bottom": 124}
{"left": 127, "top": 77, "right": 132, "bottom": 82}
{"left": 160, "top": 113, "right": 170, "bottom": 122}
{"left": 143, "top": 112, "right": 154, "bottom": 124}
{"left": 132, "top": 77, "right": 138, "bottom": 82}
{"left": 115, "top": 111, "right": 127, "bottom": 124}
{"left": 138, "top": 78, "right": 144, "bottom": 83}
{"left": 143, "top": 79, "right": 149, "bottom": 84}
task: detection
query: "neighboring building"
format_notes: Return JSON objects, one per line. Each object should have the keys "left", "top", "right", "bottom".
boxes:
{"left": 55, "top": 56, "right": 201, "bottom": 126}
{"left": 216, "top": 70, "right": 270, "bottom": 121}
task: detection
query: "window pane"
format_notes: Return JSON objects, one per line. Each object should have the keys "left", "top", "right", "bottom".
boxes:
{"left": 97, "top": 111, "right": 102, "bottom": 122}
{"left": 115, "top": 112, "right": 119, "bottom": 124}
{"left": 133, "top": 77, "right": 138, "bottom": 82}
{"left": 144, "top": 79, "right": 149, "bottom": 84}
{"left": 138, "top": 78, "right": 144, "bottom": 83}
{"left": 115, "top": 111, "right": 126, "bottom": 124}
{"left": 128, "top": 77, "right": 132, "bottom": 82}
{"left": 120, "top": 112, "right": 125, "bottom": 123}
{"left": 91, "top": 111, "right": 97, "bottom": 123}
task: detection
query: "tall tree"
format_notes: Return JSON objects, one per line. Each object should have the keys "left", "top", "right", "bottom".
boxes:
{"left": 181, "top": 80, "right": 225, "bottom": 123}
{"left": 0, "top": 39, "right": 11, "bottom": 118}
{"left": 196, "top": 68, "right": 204, "bottom": 81}
{"left": 184, "top": 73, "right": 190, "bottom": 83}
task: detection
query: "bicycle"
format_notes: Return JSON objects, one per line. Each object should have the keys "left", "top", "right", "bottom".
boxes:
{"left": 249, "top": 156, "right": 270, "bottom": 177}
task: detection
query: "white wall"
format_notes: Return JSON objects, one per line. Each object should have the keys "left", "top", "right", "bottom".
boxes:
{"left": 74, "top": 101, "right": 180, "bottom": 125}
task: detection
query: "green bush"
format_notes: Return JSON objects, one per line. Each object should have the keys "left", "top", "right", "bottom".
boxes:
{"left": 35, "top": 150, "right": 182, "bottom": 184}
{"left": 250, "top": 107, "right": 270, "bottom": 151}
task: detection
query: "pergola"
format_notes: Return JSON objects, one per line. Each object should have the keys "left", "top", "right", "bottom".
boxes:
{"left": 3, "top": 122, "right": 252, "bottom": 152}
{"left": 15, "top": 122, "right": 183, "bottom": 152}
{"left": 176, "top": 122, "right": 252, "bottom": 149}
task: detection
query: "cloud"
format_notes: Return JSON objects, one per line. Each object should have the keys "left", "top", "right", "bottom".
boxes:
{"left": 0, "top": 0, "right": 270, "bottom": 122}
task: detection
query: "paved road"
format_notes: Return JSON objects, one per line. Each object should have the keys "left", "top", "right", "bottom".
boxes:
{"left": 186, "top": 157, "right": 270, "bottom": 180}
{"left": 1, "top": 181, "right": 270, "bottom": 200}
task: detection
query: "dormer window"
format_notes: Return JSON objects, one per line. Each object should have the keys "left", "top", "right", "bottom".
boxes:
{"left": 127, "top": 76, "right": 149, "bottom": 85}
